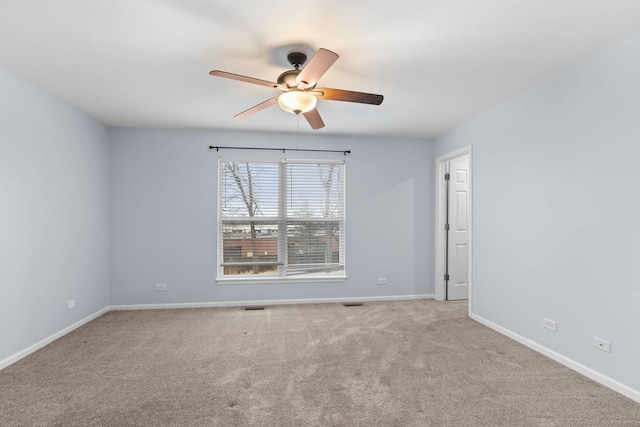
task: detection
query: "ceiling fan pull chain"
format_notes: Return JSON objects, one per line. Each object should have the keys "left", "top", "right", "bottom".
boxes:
{"left": 296, "top": 114, "right": 300, "bottom": 150}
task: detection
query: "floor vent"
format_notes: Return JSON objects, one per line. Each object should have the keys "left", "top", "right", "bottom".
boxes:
{"left": 244, "top": 306, "right": 265, "bottom": 311}
{"left": 343, "top": 303, "right": 364, "bottom": 307}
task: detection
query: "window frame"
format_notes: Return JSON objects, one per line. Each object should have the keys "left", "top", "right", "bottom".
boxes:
{"left": 216, "top": 157, "right": 347, "bottom": 284}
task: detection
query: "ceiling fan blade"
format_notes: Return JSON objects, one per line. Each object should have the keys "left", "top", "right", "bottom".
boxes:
{"left": 296, "top": 48, "right": 339, "bottom": 90}
{"left": 315, "top": 88, "right": 384, "bottom": 105}
{"left": 302, "top": 108, "right": 325, "bottom": 130}
{"left": 234, "top": 96, "right": 279, "bottom": 119}
{"left": 210, "top": 70, "right": 279, "bottom": 89}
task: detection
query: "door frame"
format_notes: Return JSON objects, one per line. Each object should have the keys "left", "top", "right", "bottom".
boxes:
{"left": 434, "top": 146, "right": 473, "bottom": 312}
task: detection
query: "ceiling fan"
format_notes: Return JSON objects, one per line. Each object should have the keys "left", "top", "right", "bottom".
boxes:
{"left": 209, "top": 48, "right": 383, "bottom": 130}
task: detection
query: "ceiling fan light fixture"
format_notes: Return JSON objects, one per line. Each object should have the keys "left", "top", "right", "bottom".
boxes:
{"left": 278, "top": 90, "right": 317, "bottom": 115}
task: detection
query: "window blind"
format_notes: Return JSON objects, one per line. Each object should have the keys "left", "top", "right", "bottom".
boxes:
{"left": 218, "top": 159, "right": 345, "bottom": 280}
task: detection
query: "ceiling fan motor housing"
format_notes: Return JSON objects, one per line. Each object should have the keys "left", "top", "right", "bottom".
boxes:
{"left": 277, "top": 69, "right": 301, "bottom": 88}
{"left": 278, "top": 52, "right": 311, "bottom": 88}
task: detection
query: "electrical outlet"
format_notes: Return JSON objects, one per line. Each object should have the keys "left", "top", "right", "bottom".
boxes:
{"left": 593, "top": 337, "right": 611, "bottom": 353}
{"left": 66, "top": 299, "right": 76, "bottom": 311}
{"left": 155, "top": 284, "right": 167, "bottom": 292}
{"left": 543, "top": 318, "right": 557, "bottom": 332}
{"left": 377, "top": 277, "right": 387, "bottom": 285}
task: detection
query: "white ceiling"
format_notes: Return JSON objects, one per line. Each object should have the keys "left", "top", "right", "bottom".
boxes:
{"left": 2, "top": 1, "right": 640, "bottom": 139}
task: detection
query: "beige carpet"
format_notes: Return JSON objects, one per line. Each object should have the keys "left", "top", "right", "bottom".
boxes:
{"left": 1, "top": 300, "right": 639, "bottom": 426}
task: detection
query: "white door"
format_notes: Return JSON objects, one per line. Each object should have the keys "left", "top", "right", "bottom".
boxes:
{"left": 446, "top": 155, "right": 470, "bottom": 300}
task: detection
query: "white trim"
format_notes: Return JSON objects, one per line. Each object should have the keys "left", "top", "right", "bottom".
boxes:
{"left": 109, "top": 294, "right": 435, "bottom": 311}
{"left": 1, "top": 295, "right": 433, "bottom": 371}
{"left": 470, "top": 313, "right": 640, "bottom": 404}
{"left": 0, "top": 306, "right": 110, "bottom": 371}
{"left": 4, "top": 297, "right": 638, "bottom": 404}
{"left": 434, "top": 146, "right": 473, "bottom": 315}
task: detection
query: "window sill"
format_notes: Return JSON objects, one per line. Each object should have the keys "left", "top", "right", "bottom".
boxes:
{"left": 215, "top": 275, "right": 347, "bottom": 285}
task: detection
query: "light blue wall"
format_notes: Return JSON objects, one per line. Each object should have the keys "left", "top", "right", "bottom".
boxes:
{"left": 109, "top": 129, "right": 433, "bottom": 304}
{"left": 433, "top": 33, "right": 640, "bottom": 391}
{"left": 0, "top": 67, "right": 111, "bottom": 362}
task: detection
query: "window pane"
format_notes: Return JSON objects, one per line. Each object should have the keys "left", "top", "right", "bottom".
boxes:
{"left": 287, "top": 163, "right": 344, "bottom": 218}
{"left": 286, "top": 221, "right": 344, "bottom": 276}
{"left": 221, "top": 161, "right": 280, "bottom": 218}
{"left": 221, "top": 222, "right": 279, "bottom": 276}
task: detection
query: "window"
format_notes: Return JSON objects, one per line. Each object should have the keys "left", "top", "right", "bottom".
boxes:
{"left": 218, "top": 159, "right": 345, "bottom": 281}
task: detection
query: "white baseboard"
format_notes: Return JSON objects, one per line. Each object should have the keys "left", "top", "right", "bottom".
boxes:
{"left": 5, "top": 298, "right": 638, "bottom": 404}
{"left": 0, "top": 306, "right": 110, "bottom": 371}
{"left": 1, "top": 294, "right": 434, "bottom": 371}
{"left": 470, "top": 313, "right": 640, "bottom": 404}
{"left": 109, "top": 294, "right": 435, "bottom": 311}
